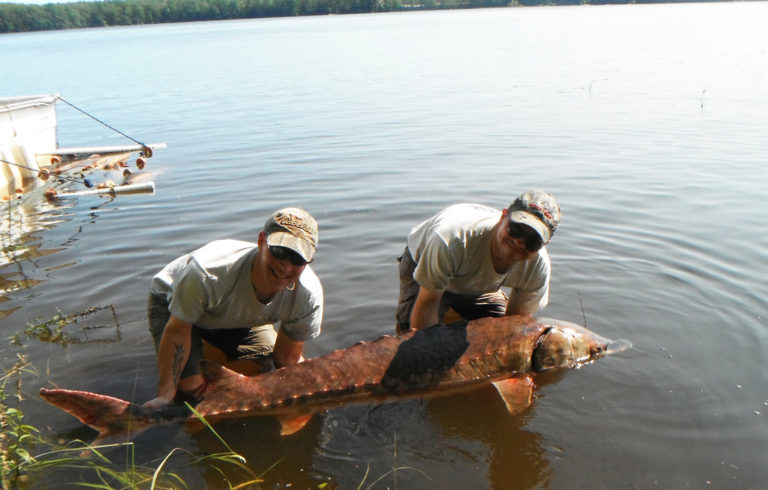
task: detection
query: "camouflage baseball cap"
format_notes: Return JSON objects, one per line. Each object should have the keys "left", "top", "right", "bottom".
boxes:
{"left": 508, "top": 190, "right": 561, "bottom": 242}
{"left": 264, "top": 207, "right": 318, "bottom": 262}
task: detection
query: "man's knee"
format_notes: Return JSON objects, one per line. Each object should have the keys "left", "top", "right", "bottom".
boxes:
{"left": 446, "top": 290, "right": 506, "bottom": 321}
{"left": 236, "top": 324, "right": 278, "bottom": 358}
{"left": 147, "top": 294, "right": 171, "bottom": 351}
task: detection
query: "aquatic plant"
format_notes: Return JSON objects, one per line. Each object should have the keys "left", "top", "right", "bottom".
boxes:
{"left": 0, "top": 352, "right": 263, "bottom": 489}
{"left": 0, "top": 354, "right": 38, "bottom": 490}
{"left": 1, "top": 312, "right": 265, "bottom": 488}
{"left": 8, "top": 305, "right": 121, "bottom": 347}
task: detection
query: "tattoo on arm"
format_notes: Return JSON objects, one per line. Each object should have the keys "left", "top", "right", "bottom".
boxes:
{"left": 172, "top": 343, "right": 185, "bottom": 385}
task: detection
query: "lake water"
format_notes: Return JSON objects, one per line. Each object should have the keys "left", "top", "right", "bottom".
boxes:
{"left": 2, "top": 2, "right": 767, "bottom": 488}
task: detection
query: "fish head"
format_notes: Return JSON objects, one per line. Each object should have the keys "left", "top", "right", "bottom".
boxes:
{"left": 532, "top": 319, "right": 631, "bottom": 372}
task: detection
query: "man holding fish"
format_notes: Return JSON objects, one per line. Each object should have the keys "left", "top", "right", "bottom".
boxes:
{"left": 396, "top": 190, "right": 561, "bottom": 333}
{"left": 41, "top": 191, "right": 636, "bottom": 438}
{"left": 144, "top": 207, "right": 323, "bottom": 409}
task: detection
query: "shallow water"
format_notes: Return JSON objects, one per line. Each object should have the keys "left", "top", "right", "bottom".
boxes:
{"left": 1, "top": 3, "right": 767, "bottom": 488}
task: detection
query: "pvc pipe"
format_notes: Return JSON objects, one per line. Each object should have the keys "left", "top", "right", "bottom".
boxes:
{"left": 57, "top": 181, "right": 155, "bottom": 198}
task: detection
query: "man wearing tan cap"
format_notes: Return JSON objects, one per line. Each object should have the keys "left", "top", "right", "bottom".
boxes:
{"left": 396, "top": 190, "right": 561, "bottom": 333}
{"left": 144, "top": 207, "right": 322, "bottom": 409}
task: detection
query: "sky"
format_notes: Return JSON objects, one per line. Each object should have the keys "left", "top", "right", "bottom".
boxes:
{"left": 2, "top": 0, "right": 99, "bottom": 3}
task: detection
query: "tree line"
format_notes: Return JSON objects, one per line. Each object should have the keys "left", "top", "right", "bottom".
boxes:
{"left": 0, "top": 0, "right": 727, "bottom": 33}
{"left": 0, "top": 0, "right": 500, "bottom": 33}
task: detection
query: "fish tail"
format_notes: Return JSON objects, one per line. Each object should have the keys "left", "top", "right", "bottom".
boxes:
{"left": 39, "top": 387, "right": 149, "bottom": 437}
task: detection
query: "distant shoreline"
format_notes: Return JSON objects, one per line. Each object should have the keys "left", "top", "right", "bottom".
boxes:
{"left": 0, "top": 0, "right": 738, "bottom": 34}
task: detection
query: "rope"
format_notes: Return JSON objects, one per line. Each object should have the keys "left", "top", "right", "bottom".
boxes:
{"left": 2, "top": 96, "right": 151, "bottom": 192}
{"left": 55, "top": 96, "right": 150, "bottom": 153}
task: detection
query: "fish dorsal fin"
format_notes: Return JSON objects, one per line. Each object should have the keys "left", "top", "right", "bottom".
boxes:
{"left": 200, "top": 361, "right": 244, "bottom": 384}
{"left": 491, "top": 375, "right": 534, "bottom": 415}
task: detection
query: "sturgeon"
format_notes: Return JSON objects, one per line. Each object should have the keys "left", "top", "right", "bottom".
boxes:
{"left": 39, "top": 316, "right": 630, "bottom": 438}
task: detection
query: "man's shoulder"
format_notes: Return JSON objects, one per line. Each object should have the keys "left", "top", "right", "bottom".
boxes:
{"left": 270, "top": 266, "right": 323, "bottom": 318}
{"left": 297, "top": 266, "right": 323, "bottom": 296}
{"left": 508, "top": 247, "right": 551, "bottom": 278}
{"left": 430, "top": 204, "right": 499, "bottom": 240}
{"left": 192, "top": 239, "right": 256, "bottom": 261}
{"left": 197, "top": 239, "right": 256, "bottom": 254}
{"left": 408, "top": 203, "right": 498, "bottom": 257}
{"left": 437, "top": 203, "right": 500, "bottom": 220}
{"left": 184, "top": 240, "right": 257, "bottom": 276}
{"left": 445, "top": 202, "right": 498, "bottom": 213}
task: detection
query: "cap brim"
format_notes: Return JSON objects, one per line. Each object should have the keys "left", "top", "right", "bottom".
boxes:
{"left": 266, "top": 232, "right": 315, "bottom": 261}
{"left": 509, "top": 211, "right": 551, "bottom": 242}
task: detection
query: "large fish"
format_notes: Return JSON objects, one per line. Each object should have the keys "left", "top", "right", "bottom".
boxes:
{"left": 39, "top": 316, "right": 630, "bottom": 438}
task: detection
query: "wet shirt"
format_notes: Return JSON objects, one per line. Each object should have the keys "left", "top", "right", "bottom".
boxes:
{"left": 149, "top": 239, "right": 323, "bottom": 341}
{"left": 406, "top": 203, "right": 550, "bottom": 312}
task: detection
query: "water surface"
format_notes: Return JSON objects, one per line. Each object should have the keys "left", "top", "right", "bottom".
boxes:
{"left": 1, "top": 3, "right": 767, "bottom": 488}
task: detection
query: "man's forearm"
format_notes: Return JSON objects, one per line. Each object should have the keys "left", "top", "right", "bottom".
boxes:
{"left": 273, "top": 330, "right": 304, "bottom": 368}
{"left": 155, "top": 320, "right": 192, "bottom": 401}
{"left": 505, "top": 296, "right": 536, "bottom": 317}
{"left": 410, "top": 287, "right": 443, "bottom": 330}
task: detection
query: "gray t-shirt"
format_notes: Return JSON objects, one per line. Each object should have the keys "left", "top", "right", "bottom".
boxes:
{"left": 150, "top": 239, "right": 323, "bottom": 341}
{"left": 406, "top": 203, "right": 551, "bottom": 313}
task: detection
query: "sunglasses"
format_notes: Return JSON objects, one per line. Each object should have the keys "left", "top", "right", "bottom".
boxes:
{"left": 508, "top": 221, "right": 544, "bottom": 253}
{"left": 268, "top": 246, "right": 310, "bottom": 266}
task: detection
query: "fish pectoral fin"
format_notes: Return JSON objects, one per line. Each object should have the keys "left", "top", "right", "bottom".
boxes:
{"left": 491, "top": 375, "right": 534, "bottom": 415}
{"left": 276, "top": 413, "right": 314, "bottom": 436}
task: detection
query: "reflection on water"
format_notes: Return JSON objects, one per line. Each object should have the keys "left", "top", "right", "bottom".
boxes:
{"left": 0, "top": 161, "right": 158, "bottom": 319}
{"left": 0, "top": 199, "right": 72, "bottom": 319}
{"left": 312, "top": 392, "right": 549, "bottom": 489}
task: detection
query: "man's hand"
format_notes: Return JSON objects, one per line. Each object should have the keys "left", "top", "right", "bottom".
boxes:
{"left": 143, "top": 395, "right": 174, "bottom": 410}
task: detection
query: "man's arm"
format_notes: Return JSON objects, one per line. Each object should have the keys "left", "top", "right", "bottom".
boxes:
{"left": 410, "top": 286, "right": 445, "bottom": 331}
{"left": 273, "top": 329, "right": 305, "bottom": 368}
{"left": 144, "top": 315, "right": 194, "bottom": 409}
{"left": 505, "top": 298, "right": 536, "bottom": 318}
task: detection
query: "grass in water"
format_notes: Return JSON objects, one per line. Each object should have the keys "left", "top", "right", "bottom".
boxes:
{"left": 8, "top": 305, "right": 121, "bottom": 347}
{"left": 0, "top": 353, "right": 264, "bottom": 489}
{"left": 354, "top": 433, "right": 432, "bottom": 490}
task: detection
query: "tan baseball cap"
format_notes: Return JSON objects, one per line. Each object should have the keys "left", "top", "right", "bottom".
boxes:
{"left": 508, "top": 190, "right": 561, "bottom": 242}
{"left": 264, "top": 207, "right": 318, "bottom": 262}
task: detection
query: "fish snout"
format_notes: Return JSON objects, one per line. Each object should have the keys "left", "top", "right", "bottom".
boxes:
{"left": 532, "top": 326, "right": 611, "bottom": 372}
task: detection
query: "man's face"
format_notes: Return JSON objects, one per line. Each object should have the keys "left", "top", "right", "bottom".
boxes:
{"left": 492, "top": 209, "right": 544, "bottom": 271}
{"left": 253, "top": 232, "right": 308, "bottom": 299}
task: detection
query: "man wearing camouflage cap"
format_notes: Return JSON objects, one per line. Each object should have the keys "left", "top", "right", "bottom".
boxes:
{"left": 144, "top": 207, "right": 323, "bottom": 409}
{"left": 396, "top": 190, "right": 561, "bottom": 333}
